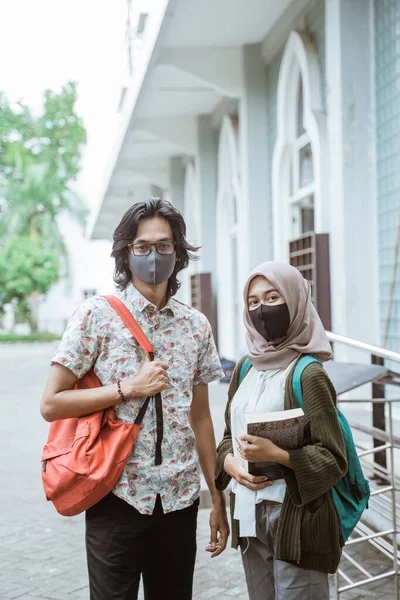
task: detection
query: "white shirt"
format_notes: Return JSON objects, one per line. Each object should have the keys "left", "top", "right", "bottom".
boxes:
{"left": 230, "top": 360, "right": 296, "bottom": 537}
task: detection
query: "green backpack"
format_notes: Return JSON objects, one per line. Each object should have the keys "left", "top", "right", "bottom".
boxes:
{"left": 239, "top": 354, "right": 370, "bottom": 543}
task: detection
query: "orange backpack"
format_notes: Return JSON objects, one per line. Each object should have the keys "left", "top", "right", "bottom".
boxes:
{"left": 41, "top": 296, "right": 154, "bottom": 517}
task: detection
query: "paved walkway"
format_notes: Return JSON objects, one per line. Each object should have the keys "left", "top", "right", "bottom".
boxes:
{"left": 0, "top": 343, "right": 397, "bottom": 599}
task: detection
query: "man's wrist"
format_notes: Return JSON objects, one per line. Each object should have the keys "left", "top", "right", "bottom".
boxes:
{"left": 116, "top": 380, "right": 126, "bottom": 404}
{"left": 210, "top": 490, "right": 225, "bottom": 505}
{"left": 113, "top": 382, "right": 123, "bottom": 404}
{"left": 120, "top": 378, "right": 139, "bottom": 401}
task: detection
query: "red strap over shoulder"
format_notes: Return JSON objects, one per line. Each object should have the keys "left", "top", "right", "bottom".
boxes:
{"left": 103, "top": 295, "right": 154, "bottom": 358}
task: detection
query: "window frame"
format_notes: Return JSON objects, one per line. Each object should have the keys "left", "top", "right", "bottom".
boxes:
{"left": 272, "top": 31, "right": 328, "bottom": 260}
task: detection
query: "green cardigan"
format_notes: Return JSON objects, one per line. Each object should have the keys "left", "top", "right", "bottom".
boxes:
{"left": 215, "top": 355, "right": 348, "bottom": 574}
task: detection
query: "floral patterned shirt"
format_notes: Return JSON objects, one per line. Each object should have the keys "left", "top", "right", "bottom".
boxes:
{"left": 51, "top": 283, "right": 224, "bottom": 515}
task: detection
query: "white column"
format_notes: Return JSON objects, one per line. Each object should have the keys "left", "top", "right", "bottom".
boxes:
{"left": 325, "top": 0, "right": 379, "bottom": 362}
{"left": 239, "top": 44, "right": 272, "bottom": 283}
{"left": 169, "top": 157, "right": 185, "bottom": 213}
{"left": 196, "top": 115, "right": 218, "bottom": 281}
{"left": 235, "top": 44, "right": 271, "bottom": 356}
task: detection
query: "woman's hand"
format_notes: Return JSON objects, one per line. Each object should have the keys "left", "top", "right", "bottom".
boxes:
{"left": 236, "top": 434, "right": 292, "bottom": 468}
{"left": 224, "top": 453, "right": 271, "bottom": 491}
{"left": 236, "top": 434, "right": 280, "bottom": 462}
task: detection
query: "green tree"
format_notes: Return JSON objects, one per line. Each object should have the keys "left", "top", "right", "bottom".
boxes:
{"left": 0, "top": 82, "right": 87, "bottom": 330}
{"left": 0, "top": 236, "right": 60, "bottom": 332}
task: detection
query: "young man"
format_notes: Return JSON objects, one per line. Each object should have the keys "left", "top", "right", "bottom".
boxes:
{"left": 41, "top": 198, "right": 229, "bottom": 600}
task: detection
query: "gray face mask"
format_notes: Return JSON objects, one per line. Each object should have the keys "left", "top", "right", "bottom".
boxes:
{"left": 128, "top": 250, "right": 176, "bottom": 286}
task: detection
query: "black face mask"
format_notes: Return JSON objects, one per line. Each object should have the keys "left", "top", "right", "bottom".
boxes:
{"left": 250, "top": 303, "right": 291, "bottom": 342}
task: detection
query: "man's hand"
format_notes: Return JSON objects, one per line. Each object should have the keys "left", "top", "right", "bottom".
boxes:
{"left": 205, "top": 495, "right": 230, "bottom": 558}
{"left": 121, "top": 360, "right": 169, "bottom": 399}
{"left": 224, "top": 453, "right": 272, "bottom": 491}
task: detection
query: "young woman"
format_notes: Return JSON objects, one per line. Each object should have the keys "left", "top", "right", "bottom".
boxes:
{"left": 215, "top": 261, "right": 347, "bottom": 600}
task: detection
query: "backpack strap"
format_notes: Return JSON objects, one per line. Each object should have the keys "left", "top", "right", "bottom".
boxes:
{"left": 103, "top": 295, "right": 154, "bottom": 359}
{"left": 292, "top": 355, "right": 321, "bottom": 408}
{"left": 239, "top": 357, "right": 252, "bottom": 386}
{"left": 103, "top": 295, "right": 162, "bottom": 465}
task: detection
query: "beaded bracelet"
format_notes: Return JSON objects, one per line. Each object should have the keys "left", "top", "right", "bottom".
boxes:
{"left": 117, "top": 380, "right": 126, "bottom": 404}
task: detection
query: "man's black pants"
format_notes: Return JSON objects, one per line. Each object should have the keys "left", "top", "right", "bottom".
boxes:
{"left": 85, "top": 492, "right": 199, "bottom": 600}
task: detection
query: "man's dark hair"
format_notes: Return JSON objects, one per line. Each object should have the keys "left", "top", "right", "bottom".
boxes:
{"left": 111, "top": 197, "right": 199, "bottom": 298}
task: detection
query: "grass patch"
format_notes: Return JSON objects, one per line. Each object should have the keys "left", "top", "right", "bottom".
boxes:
{"left": 0, "top": 332, "right": 61, "bottom": 343}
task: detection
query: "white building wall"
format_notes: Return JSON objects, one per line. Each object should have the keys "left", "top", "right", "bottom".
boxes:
{"left": 325, "top": 0, "right": 379, "bottom": 358}
{"left": 375, "top": 0, "right": 400, "bottom": 353}
{"left": 215, "top": 116, "right": 242, "bottom": 360}
{"left": 239, "top": 44, "right": 271, "bottom": 273}
{"left": 179, "top": 1, "right": 331, "bottom": 361}
{"left": 179, "top": 115, "right": 218, "bottom": 330}
{"left": 264, "top": 0, "right": 379, "bottom": 356}
{"left": 195, "top": 115, "right": 218, "bottom": 281}
{"left": 209, "top": 0, "right": 380, "bottom": 361}
{"left": 38, "top": 217, "right": 113, "bottom": 334}
{"left": 179, "top": 161, "right": 200, "bottom": 306}
{"left": 87, "top": 0, "right": 388, "bottom": 367}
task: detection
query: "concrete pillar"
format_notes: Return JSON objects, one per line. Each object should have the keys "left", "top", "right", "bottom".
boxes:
{"left": 196, "top": 115, "right": 218, "bottom": 281}
{"left": 239, "top": 44, "right": 272, "bottom": 284}
{"left": 169, "top": 157, "right": 185, "bottom": 213}
{"left": 325, "top": 0, "right": 379, "bottom": 363}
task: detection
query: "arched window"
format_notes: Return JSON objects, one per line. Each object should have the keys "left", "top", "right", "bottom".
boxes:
{"left": 272, "top": 31, "right": 327, "bottom": 259}
{"left": 216, "top": 116, "right": 242, "bottom": 360}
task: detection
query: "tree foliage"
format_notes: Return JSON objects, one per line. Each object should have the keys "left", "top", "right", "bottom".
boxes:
{"left": 0, "top": 236, "right": 60, "bottom": 326}
{"left": 0, "top": 82, "right": 87, "bottom": 329}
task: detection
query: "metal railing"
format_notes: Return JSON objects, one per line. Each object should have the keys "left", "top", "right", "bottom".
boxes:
{"left": 327, "top": 331, "right": 400, "bottom": 364}
{"left": 326, "top": 331, "right": 400, "bottom": 599}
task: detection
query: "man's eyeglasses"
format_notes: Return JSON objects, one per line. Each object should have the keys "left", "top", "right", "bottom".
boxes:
{"left": 128, "top": 241, "right": 176, "bottom": 256}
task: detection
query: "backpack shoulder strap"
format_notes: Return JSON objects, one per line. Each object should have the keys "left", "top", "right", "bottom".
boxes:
{"left": 103, "top": 295, "right": 154, "bottom": 359}
{"left": 239, "top": 357, "right": 252, "bottom": 386}
{"left": 292, "top": 355, "right": 321, "bottom": 408}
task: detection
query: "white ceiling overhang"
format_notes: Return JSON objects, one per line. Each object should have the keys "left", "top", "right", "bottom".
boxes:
{"left": 90, "top": 0, "right": 294, "bottom": 239}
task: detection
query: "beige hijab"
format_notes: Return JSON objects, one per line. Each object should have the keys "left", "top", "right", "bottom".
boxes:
{"left": 243, "top": 261, "right": 332, "bottom": 370}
